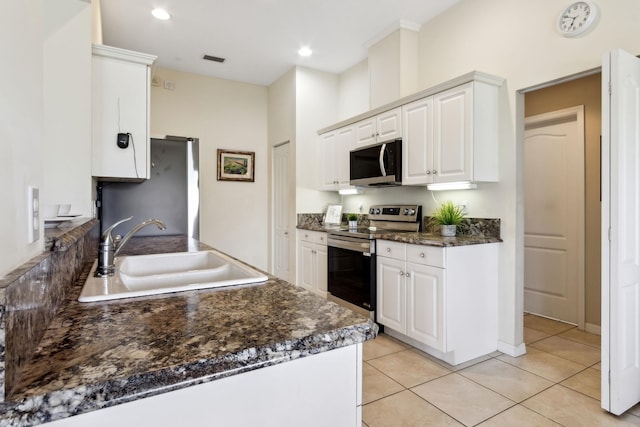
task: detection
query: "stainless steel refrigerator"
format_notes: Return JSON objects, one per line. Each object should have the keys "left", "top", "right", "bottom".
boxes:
{"left": 99, "top": 136, "right": 199, "bottom": 239}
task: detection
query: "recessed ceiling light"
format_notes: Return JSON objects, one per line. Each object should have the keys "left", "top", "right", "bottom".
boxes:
{"left": 298, "top": 47, "right": 312, "bottom": 57}
{"left": 151, "top": 8, "right": 171, "bottom": 20}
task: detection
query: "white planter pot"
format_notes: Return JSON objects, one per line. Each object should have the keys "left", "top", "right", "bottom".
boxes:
{"left": 348, "top": 220, "right": 358, "bottom": 229}
{"left": 440, "top": 224, "right": 457, "bottom": 237}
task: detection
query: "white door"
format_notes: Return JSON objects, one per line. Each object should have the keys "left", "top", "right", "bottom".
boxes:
{"left": 377, "top": 257, "right": 406, "bottom": 332}
{"left": 402, "top": 97, "right": 434, "bottom": 186}
{"left": 273, "top": 142, "right": 291, "bottom": 281}
{"left": 524, "top": 107, "right": 585, "bottom": 325}
{"left": 406, "top": 262, "right": 444, "bottom": 350}
{"left": 433, "top": 83, "right": 472, "bottom": 183}
{"left": 601, "top": 49, "right": 640, "bottom": 415}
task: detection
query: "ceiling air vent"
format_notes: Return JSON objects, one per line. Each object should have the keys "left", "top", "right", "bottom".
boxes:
{"left": 203, "top": 54, "right": 225, "bottom": 63}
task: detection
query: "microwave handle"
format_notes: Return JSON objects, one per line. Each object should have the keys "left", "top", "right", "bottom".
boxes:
{"left": 379, "top": 143, "right": 387, "bottom": 176}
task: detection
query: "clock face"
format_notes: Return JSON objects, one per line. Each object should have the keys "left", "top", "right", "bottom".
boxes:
{"left": 558, "top": 1, "right": 598, "bottom": 37}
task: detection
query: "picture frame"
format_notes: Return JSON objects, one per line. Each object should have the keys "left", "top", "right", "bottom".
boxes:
{"left": 324, "top": 204, "right": 343, "bottom": 225}
{"left": 217, "top": 149, "right": 255, "bottom": 182}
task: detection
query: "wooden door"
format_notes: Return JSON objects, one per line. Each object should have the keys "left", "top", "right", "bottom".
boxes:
{"left": 601, "top": 49, "right": 640, "bottom": 415}
{"left": 524, "top": 106, "right": 585, "bottom": 325}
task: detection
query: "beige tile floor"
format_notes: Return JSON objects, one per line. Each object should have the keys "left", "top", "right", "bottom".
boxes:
{"left": 362, "top": 314, "right": 640, "bottom": 426}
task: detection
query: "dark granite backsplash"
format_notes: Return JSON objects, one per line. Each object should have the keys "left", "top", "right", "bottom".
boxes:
{"left": 0, "top": 219, "right": 98, "bottom": 400}
{"left": 297, "top": 213, "right": 500, "bottom": 238}
{"left": 424, "top": 217, "right": 501, "bottom": 238}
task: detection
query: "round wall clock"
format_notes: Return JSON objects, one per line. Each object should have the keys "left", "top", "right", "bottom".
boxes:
{"left": 557, "top": 1, "right": 599, "bottom": 37}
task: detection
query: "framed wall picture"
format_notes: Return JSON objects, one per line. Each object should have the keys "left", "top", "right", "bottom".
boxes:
{"left": 217, "top": 149, "right": 255, "bottom": 182}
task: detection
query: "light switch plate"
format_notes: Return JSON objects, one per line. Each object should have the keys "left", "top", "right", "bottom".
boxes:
{"left": 28, "top": 186, "right": 40, "bottom": 243}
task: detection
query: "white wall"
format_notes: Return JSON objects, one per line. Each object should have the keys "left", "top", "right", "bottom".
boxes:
{"left": 0, "top": 1, "right": 44, "bottom": 277}
{"left": 150, "top": 68, "right": 269, "bottom": 270}
{"left": 295, "top": 67, "right": 340, "bottom": 213}
{"left": 43, "top": 0, "right": 93, "bottom": 218}
{"left": 338, "top": 59, "right": 369, "bottom": 120}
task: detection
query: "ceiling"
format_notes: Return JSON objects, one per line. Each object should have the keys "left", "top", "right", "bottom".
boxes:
{"left": 100, "top": 0, "right": 461, "bottom": 86}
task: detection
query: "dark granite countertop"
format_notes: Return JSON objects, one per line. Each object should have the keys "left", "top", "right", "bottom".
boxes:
{"left": 377, "top": 232, "right": 502, "bottom": 247}
{"left": 1, "top": 236, "right": 377, "bottom": 425}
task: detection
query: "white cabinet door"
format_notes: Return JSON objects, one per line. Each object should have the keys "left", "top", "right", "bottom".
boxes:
{"left": 377, "top": 256, "right": 406, "bottom": 332}
{"left": 337, "top": 126, "right": 356, "bottom": 189}
{"left": 402, "top": 97, "right": 434, "bottom": 185}
{"left": 377, "top": 107, "right": 402, "bottom": 142}
{"left": 406, "top": 262, "right": 444, "bottom": 351}
{"left": 320, "top": 131, "right": 338, "bottom": 190}
{"left": 355, "top": 118, "right": 377, "bottom": 148}
{"left": 297, "top": 231, "right": 328, "bottom": 296}
{"left": 315, "top": 243, "right": 328, "bottom": 294}
{"left": 298, "top": 240, "right": 316, "bottom": 291}
{"left": 92, "top": 45, "right": 155, "bottom": 180}
{"left": 433, "top": 83, "right": 473, "bottom": 183}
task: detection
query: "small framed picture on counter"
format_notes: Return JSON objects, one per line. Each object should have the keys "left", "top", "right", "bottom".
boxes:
{"left": 217, "top": 149, "right": 255, "bottom": 182}
{"left": 324, "top": 205, "right": 343, "bottom": 225}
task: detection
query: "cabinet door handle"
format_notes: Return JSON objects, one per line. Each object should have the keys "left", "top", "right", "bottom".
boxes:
{"left": 399, "top": 271, "right": 404, "bottom": 276}
{"left": 433, "top": 170, "right": 437, "bottom": 174}
{"left": 405, "top": 272, "right": 411, "bottom": 278}
{"left": 426, "top": 170, "right": 431, "bottom": 175}
{"left": 305, "top": 234, "right": 309, "bottom": 238}
{"left": 284, "top": 232, "right": 289, "bottom": 235}
{"left": 420, "top": 253, "right": 425, "bottom": 258}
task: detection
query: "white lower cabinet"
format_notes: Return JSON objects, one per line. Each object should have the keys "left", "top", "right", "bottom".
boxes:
{"left": 377, "top": 240, "right": 498, "bottom": 365}
{"left": 297, "top": 230, "right": 328, "bottom": 297}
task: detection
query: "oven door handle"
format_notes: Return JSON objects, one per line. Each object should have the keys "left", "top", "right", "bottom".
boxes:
{"left": 328, "top": 238, "right": 372, "bottom": 253}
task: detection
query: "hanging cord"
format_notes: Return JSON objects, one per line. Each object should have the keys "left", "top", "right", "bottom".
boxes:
{"left": 128, "top": 132, "right": 139, "bottom": 178}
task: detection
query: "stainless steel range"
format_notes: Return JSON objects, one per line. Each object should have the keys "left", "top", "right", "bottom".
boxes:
{"left": 327, "top": 204, "right": 422, "bottom": 318}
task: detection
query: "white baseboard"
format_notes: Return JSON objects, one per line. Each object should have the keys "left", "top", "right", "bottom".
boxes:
{"left": 497, "top": 341, "right": 527, "bottom": 357}
{"left": 585, "top": 323, "right": 601, "bottom": 335}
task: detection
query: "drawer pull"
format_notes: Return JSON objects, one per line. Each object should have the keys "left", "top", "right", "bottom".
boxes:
{"left": 386, "top": 248, "right": 391, "bottom": 252}
{"left": 420, "top": 253, "right": 425, "bottom": 258}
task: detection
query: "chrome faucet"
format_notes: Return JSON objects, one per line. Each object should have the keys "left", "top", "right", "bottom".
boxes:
{"left": 95, "top": 216, "right": 167, "bottom": 277}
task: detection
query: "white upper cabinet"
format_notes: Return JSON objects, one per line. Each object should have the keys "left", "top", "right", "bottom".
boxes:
{"left": 402, "top": 78, "right": 501, "bottom": 186}
{"left": 92, "top": 44, "right": 156, "bottom": 181}
{"left": 318, "top": 72, "right": 503, "bottom": 188}
{"left": 320, "top": 125, "right": 356, "bottom": 191}
{"left": 320, "top": 130, "right": 338, "bottom": 190}
{"left": 402, "top": 97, "right": 434, "bottom": 185}
{"left": 354, "top": 107, "right": 402, "bottom": 148}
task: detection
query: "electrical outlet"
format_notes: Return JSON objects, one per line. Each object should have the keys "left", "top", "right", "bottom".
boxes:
{"left": 459, "top": 200, "right": 469, "bottom": 215}
{"left": 28, "top": 186, "right": 40, "bottom": 243}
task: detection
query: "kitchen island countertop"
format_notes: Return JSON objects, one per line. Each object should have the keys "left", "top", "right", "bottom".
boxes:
{"left": 0, "top": 236, "right": 377, "bottom": 426}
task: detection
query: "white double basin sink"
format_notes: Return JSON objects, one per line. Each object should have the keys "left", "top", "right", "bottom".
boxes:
{"left": 79, "top": 250, "right": 269, "bottom": 302}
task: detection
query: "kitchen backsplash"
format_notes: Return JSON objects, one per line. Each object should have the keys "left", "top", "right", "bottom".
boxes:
{"left": 297, "top": 213, "right": 500, "bottom": 238}
{"left": 0, "top": 219, "right": 98, "bottom": 400}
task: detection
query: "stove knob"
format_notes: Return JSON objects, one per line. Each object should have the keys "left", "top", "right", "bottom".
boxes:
{"left": 402, "top": 208, "right": 409, "bottom": 215}
{"left": 375, "top": 208, "right": 381, "bottom": 214}
{"left": 409, "top": 209, "right": 416, "bottom": 215}
{"left": 369, "top": 208, "right": 375, "bottom": 214}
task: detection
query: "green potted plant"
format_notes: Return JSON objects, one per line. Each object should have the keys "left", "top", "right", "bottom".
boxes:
{"left": 347, "top": 213, "right": 358, "bottom": 229}
{"left": 430, "top": 201, "right": 465, "bottom": 237}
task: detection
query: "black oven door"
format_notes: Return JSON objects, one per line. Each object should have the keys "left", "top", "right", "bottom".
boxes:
{"left": 327, "top": 238, "right": 376, "bottom": 312}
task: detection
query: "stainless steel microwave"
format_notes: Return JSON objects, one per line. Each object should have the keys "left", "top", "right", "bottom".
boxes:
{"left": 349, "top": 139, "right": 402, "bottom": 186}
